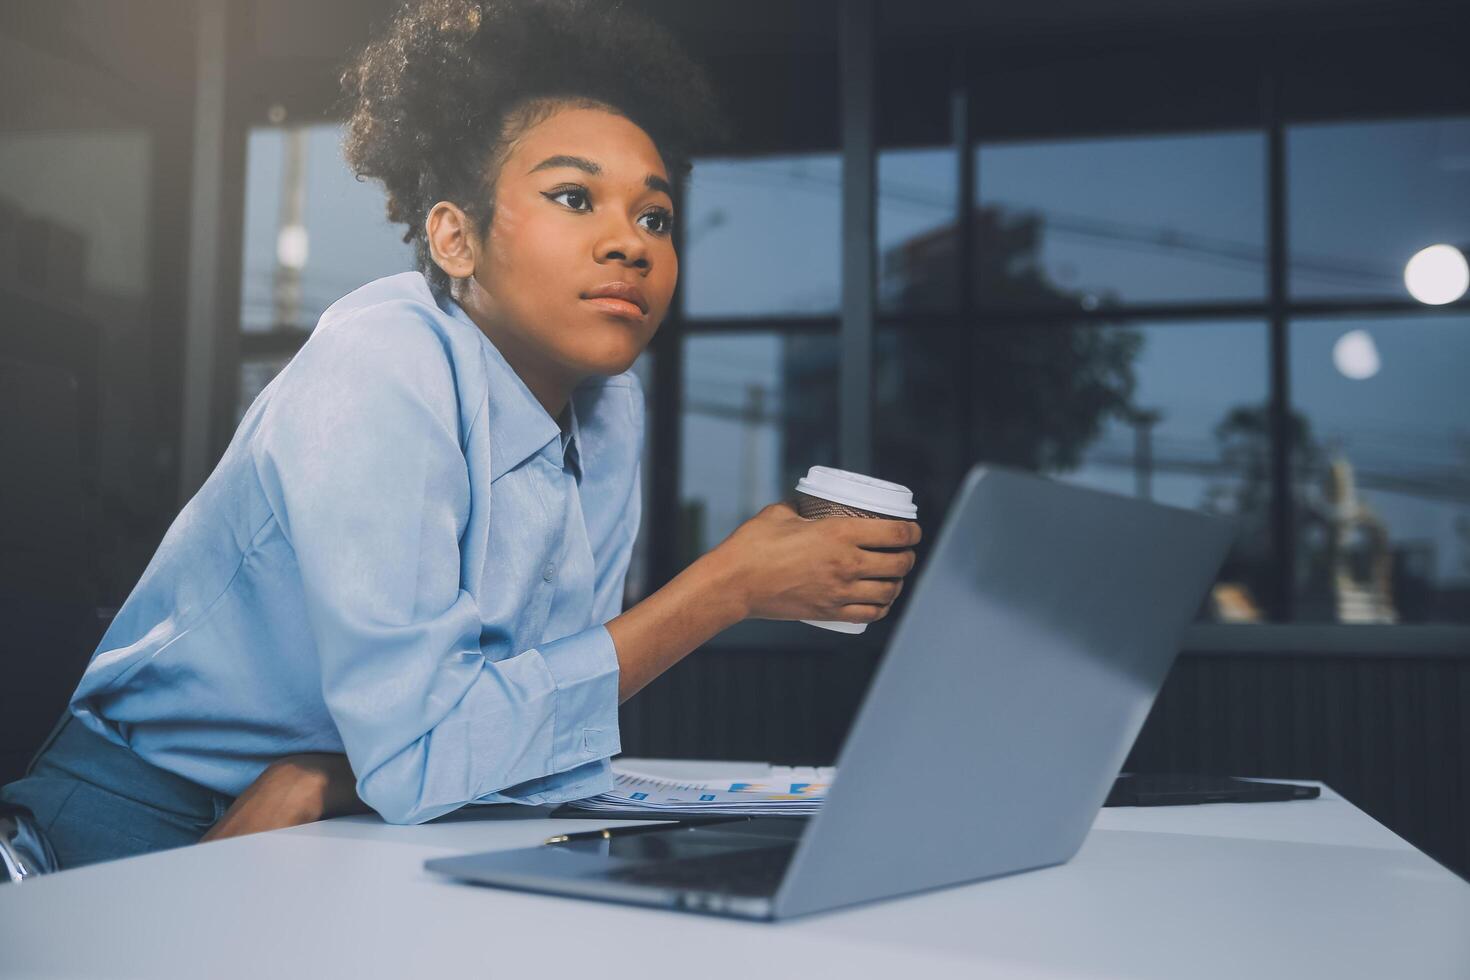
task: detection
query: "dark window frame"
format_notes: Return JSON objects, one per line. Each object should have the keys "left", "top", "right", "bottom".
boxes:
{"left": 658, "top": 27, "right": 1470, "bottom": 653}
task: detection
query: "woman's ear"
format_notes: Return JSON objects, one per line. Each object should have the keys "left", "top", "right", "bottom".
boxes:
{"left": 425, "top": 201, "right": 479, "bottom": 280}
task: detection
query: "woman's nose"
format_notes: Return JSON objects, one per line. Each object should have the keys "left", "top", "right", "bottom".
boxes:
{"left": 594, "top": 220, "right": 651, "bottom": 269}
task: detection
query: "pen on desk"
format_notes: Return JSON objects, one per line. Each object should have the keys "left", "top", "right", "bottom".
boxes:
{"left": 543, "top": 824, "right": 675, "bottom": 846}
{"left": 542, "top": 816, "right": 748, "bottom": 846}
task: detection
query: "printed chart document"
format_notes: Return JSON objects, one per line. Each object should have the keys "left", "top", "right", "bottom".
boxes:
{"left": 563, "top": 763, "right": 838, "bottom": 816}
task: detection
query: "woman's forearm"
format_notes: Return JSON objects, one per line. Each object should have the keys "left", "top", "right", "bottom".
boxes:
{"left": 606, "top": 547, "right": 747, "bottom": 704}
{"left": 200, "top": 752, "right": 370, "bottom": 843}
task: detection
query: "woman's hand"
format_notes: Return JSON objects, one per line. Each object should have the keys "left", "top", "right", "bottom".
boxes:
{"left": 199, "top": 753, "right": 371, "bottom": 843}
{"left": 714, "top": 500, "right": 922, "bottom": 626}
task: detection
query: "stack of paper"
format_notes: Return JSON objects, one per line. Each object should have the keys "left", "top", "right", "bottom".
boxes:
{"left": 565, "top": 764, "right": 838, "bottom": 816}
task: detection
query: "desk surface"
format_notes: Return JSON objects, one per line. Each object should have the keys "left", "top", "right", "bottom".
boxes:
{"left": 3, "top": 760, "right": 1467, "bottom": 979}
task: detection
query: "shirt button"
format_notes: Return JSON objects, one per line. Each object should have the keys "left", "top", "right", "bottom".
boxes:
{"left": 543, "top": 562, "right": 556, "bottom": 582}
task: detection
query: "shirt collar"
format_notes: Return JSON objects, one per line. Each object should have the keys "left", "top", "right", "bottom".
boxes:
{"left": 441, "top": 294, "right": 573, "bottom": 483}
{"left": 561, "top": 400, "right": 584, "bottom": 482}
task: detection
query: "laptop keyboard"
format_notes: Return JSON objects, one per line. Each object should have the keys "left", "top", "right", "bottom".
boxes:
{"left": 603, "top": 842, "right": 796, "bottom": 897}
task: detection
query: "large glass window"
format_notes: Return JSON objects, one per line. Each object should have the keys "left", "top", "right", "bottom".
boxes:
{"left": 1032, "top": 320, "right": 1273, "bottom": 621}
{"left": 679, "top": 332, "right": 838, "bottom": 566}
{"left": 878, "top": 146, "right": 959, "bottom": 314}
{"left": 1289, "top": 116, "right": 1470, "bottom": 302}
{"left": 237, "top": 121, "right": 418, "bottom": 425}
{"left": 1289, "top": 314, "right": 1470, "bottom": 623}
{"left": 673, "top": 116, "right": 1470, "bottom": 631}
{"left": 0, "top": 132, "right": 152, "bottom": 301}
{"left": 240, "top": 122, "right": 416, "bottom": 333}
{"left": 973, "top": 131, "right": 1267, "bottom": 310}
{"left": 876, "top": 319, "right": 1272, "bottom": 621}
{"left": 0, "top": 129, "right": 159, "bottom": 600}
{"left": 874, "top": 326, "right": 966, "bottom": 521}
{"left": 681, "top": 155, "right": 842, "bottom": 318}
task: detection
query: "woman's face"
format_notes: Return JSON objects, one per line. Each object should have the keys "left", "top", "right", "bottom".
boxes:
{"left": 461, "top": 106, "right": 677, "bottom": 382}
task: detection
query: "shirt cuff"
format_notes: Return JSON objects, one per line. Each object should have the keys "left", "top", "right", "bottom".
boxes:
{"left": 476, "top": 755, "right": 616, "bottom": 807}
{"left": 536, "top": 624, "right": 622, "bottom": 775}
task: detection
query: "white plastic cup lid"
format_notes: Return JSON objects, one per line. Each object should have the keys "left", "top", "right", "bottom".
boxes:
{"left": 794, "top": 466, "right": 917, "bottom": 519}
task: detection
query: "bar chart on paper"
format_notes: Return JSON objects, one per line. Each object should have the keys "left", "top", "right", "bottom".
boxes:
{"left": 561, "top": 763, "right": 838, "bottom": 816}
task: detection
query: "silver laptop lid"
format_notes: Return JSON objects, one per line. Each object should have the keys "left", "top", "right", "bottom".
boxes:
{"left": 774, "top": 465, "right": 1235, "bottom": 918}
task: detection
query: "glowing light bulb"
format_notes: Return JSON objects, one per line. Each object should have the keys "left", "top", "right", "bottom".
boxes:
{"left": 1332, "top": 329, "right": 1380, "bottom": 380}
{"left": 1403, "top": 244, "right": 1468, "bottom": 305}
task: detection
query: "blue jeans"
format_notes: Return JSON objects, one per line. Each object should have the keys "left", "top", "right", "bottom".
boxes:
{"left": 0, "top": 711, "right": 234, "bottom": 870}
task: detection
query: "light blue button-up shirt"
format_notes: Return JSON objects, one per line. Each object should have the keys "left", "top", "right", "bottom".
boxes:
{"left": 69, "top": 272, "right": 641, "bottom": 824}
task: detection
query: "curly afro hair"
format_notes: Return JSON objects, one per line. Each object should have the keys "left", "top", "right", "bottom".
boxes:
{"left": 342, "top": 0, "right": 731, "bottom": 295}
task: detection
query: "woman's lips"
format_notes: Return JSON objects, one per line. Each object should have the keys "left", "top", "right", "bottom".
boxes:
{"left": 582, "top": 297, "right": 646, "bottom": 318}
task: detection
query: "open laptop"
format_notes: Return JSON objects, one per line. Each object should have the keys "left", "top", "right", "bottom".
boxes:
{"left": 424, "top": 464, "right": 1236, "bottom": 920}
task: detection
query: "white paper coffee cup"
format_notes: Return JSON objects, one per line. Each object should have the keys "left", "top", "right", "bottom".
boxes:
{"left": 793, "top": 466, "right": 916, "bottom": 635}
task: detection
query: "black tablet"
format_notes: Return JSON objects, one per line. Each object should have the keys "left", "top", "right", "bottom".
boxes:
{"left": 1105, "top": 773, "right": 1321, "bottom": 807}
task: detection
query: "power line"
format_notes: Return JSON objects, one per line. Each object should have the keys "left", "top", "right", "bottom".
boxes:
{"left": 696, "top": 159, "right": 1404, "bottom": 286}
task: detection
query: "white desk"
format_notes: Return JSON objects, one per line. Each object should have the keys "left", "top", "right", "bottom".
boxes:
{"left": 3, "top": 760, "right": 1467, "bottom": 979}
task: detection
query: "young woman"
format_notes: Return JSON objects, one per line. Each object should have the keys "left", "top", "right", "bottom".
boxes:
{"left": 0, "top": 0, "right": 920, "bottom": 869}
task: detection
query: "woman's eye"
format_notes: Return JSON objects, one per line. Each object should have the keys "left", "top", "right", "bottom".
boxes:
{"left": 548, "top": 188, "right": 590, "bottom": 211}
{"left": 641, "top": 210, "right": 675, "bottom": 236}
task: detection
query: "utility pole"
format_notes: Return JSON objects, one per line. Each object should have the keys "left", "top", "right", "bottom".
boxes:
{"left": 273, "top": 127, "right": 309, "bottom": 328}
{"left": 1129, "top": 407, "right": 1162, "bottom": 501}
{"left": 740, "top": 383, "right": 766, "bottom": 522}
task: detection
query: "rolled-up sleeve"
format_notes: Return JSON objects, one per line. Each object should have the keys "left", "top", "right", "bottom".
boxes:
{"left": 250, "top": 305, "right": 619, "bottom": 824}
